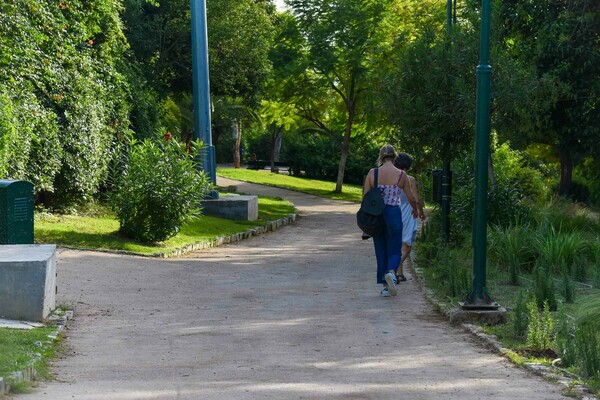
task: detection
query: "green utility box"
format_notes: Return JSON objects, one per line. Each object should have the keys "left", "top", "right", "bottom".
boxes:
{"left": 0, "top": 180, "right": 34, "bottom": 244}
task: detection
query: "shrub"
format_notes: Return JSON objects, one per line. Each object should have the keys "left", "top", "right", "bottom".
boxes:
{"left": 0, "top": 0, "right": 131, "bottom": 208}
{"left": 511, "top": 290, "right": 529, "bottom": 340}
{"left": 533, "top": 225, "right": 590, "bottom": 276}
{"left": 489, "top": 223, "right": 537, "bottom": 284}
{"left": 554, "top": 308, "right": 577, "bottom": 367}
{"left": 562, "top": 273, "right": 576, "bottom": 303}
{"left": 448, "top": 143, "right": 542, "bottom": 242}
{"left": 532, "top": 264, "right": 558, "bottom": 311}
{"left": 534, "top": 197, "right": 598, "bottom": 234}
{"left": 436, "top": 248, "right": 471, "bottom": 298}
{"left": 526, "top": 299, "right": 554, "bottom": 352}
{"left": 575, "top": 322, "right": 600, "bottom": 380}
{"left": 109, "top": 136, "right": 211, "bottom": 242}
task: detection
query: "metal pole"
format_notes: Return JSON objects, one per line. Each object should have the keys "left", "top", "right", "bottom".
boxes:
{"left": 464, "top": 0, "right": 495, "bottom": 308}
{"left": 191, "top": 0, "right": 218, "bottom": 198}
{"left": 442, "top": 0, "right": 453, "bottom": 243}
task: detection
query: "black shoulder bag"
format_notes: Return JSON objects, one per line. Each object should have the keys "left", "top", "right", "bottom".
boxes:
{"left": 356, "top": 168, "right": 385, "bottom": 237}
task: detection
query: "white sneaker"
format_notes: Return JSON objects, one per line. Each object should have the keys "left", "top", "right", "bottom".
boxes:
{"left": 380, "top": 287, "right": 391, "bottom": 297}
{"left": 385, "top": 272, "right": 398, "bottom": 296}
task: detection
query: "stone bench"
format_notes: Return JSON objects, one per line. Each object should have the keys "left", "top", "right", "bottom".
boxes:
{"left": 246, "top": 160, "right": 290, "bottom": 171}
{"left": 201, "top": 195, "right": 258, "bottom": 221}
{"left": 0, "top": 245, "right": 57, "bottom": 322}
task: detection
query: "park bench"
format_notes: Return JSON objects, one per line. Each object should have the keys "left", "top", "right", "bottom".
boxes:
{"left": 247, "top": 160, "right": 291, "bottom": 172}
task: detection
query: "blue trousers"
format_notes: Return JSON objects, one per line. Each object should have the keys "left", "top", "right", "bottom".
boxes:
{"left": 373, "top": 205, "right": 404, "bottom": 284}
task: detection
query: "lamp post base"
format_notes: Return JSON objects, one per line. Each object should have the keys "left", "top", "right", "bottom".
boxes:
{"left": 459, "top": 301, "right": 500, "bottom": 310}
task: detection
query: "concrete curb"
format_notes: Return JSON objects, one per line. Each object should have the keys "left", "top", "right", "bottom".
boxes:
{"left": 411, "top": 263, "right": 598, "bottom": 400}
{"left": 156, "top": 213, "right": 298, "bottom": 258}
{"left": 0, "top": 309, "right": 72, "bottom": 395}
{"left": 57, "top": 212, "right": 299, "bottom": 259}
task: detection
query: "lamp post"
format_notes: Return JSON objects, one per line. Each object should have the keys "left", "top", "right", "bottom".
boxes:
{"left": 441, "top": 0, "right": 454, "bottom": 243}
{"left": 191, "top": 0, "right": 217, "bottom": 197}
{"left": 463, "top": 0, "right": 497, "bottom": 308}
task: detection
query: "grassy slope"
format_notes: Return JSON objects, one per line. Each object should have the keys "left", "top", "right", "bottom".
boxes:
{"left": 35, "top": 196, "right": 295, "bottom": 256}
{"left": 217, "top": 168, "right": 363, "bottom": 203}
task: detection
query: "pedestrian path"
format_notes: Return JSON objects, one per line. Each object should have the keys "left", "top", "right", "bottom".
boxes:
{"left": 15, "top": 177, "right": 570, "bottom": 399}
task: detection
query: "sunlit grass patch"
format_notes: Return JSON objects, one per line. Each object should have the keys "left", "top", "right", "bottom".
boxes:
{"left": 35, "top": 196, "right": 295, "bottom": 256}
{"left": 0, "top": 327, "right": 56, "bottom": 379}
{"left": 217, "top": 168, "right": 363, "bottom": 203}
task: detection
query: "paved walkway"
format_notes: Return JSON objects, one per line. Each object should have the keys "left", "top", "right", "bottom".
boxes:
{"left": 15, "top": 178, "right": 570, "bottom": 400}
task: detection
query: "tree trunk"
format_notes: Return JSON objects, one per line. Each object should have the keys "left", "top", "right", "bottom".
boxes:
{"left": 274, "top": 132, "right": 282, "bottom": 162}
{"left": 335, "top": 105, "right": 355, "bottom": 193}
{"left": 270, "top": 127, "right": 279, "bottom": 174}
{"left": 558, "top": 149, "right": 573, "bottom": 196}
{"left": 233, "top": 120, "right": 242, "bottom": 169}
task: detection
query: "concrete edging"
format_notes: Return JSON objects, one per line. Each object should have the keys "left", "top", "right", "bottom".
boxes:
{"left": 57, "top": 213, "right": 299, "bottom": 259}
{"left": 155, "top": 213, "right": 298, "bottom": 258}
{"left": 0, "top": 310, "right": 72, "bottom": 395}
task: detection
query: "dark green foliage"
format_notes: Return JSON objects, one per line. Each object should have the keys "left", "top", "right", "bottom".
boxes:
{"left": 532, "top": 264, "right": 558, "bottom": 311}
{"left": 489, "top": 223, "right": 537, "bottom": 284}
{"left": 122, "top": 0, "right": 274, "bottom": 105}
{"left": 450, "top": 143, "right": 542, "bottom": 242}
{"left": 554, "top": 308, "right": 577, "bottom": 367}
{"left": 108, "top": 137, "right": 211, "bottom": 243}
{"left": 594, "top": 263, "right": 600, "bottom": 290}
{"left": 575, "top": 322, "right": 600, "bottom": 381}
{"left": 497, "top": 0, "right": 600, "bottom": 197}
{"left": 432, "top": 247, "right": 471, "bottom": 299}
{"left": 574, "top": 260, "right": 588, "bottom": 282}
{"left": 562, "top": 273, "right": 576, "bottom": 303}
{"left": 511, "top": 291, "right": 529, "bottom": 340}
{"left": 281, "top": 129, "right": 381, "bottom": 185}
{"left": 533, "top": 224, "right": 591, "bottom": 276}
{"left": 0, "top": 0, "right": 131, "bottom": 207}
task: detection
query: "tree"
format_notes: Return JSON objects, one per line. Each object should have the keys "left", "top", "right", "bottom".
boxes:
{"left": 123, "top": 0, "right": 274, "bottom": 103}
{"left": 496, "top": 0, "right": 600, "bottom": 196}
{"left": 285, "top": 0, "right": 394, "bottom": 192}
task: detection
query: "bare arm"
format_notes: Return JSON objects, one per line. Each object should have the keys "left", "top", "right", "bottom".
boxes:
{"left": 409, "top": 176, "right": 426, "bottom": 220}
{"left": 399, "top": 173, "right": 418, "bottom": 218}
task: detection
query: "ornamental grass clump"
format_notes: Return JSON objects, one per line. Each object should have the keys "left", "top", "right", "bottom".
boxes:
{"left": 489, "top": 223, "right": 536, "bottom": 285}
{"left": 109, "top": 136, "right": 211, "bottom": 243}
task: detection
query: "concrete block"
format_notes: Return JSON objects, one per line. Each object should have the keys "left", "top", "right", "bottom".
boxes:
{"left": 0, "top": 244, "right": 57, "bottom": 322}
{"left": 450, "top": 305, "right": 507, "bottom": 325}
{"left": 202, "top": 195, "right": 258, "bottom": 221}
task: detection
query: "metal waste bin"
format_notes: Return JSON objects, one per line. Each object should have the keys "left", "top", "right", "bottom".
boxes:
{"left": 0, "top": 180, "right": 34, "bottom": 244}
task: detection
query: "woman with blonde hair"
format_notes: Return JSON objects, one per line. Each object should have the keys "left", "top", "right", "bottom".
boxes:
{"left": 363, "top": 144, "right": 419, "bottom": 297}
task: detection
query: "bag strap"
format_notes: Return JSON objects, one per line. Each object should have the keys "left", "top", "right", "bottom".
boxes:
{"left": 374, "top": 168, "right": 379, "bottom": 187}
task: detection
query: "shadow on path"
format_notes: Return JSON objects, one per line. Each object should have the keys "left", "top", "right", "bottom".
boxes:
{"left": 15, "top": 178, "right": 570, "bottom": 400}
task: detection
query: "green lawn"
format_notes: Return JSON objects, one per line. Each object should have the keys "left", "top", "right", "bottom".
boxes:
{"left": 35, "top": 196, "right": 295, "bottom": 256}
{"left": 0, "top": 327, "right": 55, "bottom": 379}
{"left": 217, "top": 168, "right": 363, "bottom": 203}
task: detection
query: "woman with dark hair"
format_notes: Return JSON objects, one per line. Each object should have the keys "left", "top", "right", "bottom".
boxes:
{"left": 362, "top": 144, "right": 418, "bottom": 297}
{"left": 394, "top": 153, "right": 426, "bottom": 281}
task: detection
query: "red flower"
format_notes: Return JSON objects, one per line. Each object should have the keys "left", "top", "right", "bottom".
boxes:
{"left": 163, "top": 132, "right": 173, "bottom": 141}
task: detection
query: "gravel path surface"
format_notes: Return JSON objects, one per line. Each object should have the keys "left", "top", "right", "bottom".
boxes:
{"left": 14, "top": 177, "right": 570, "bottom": 399}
